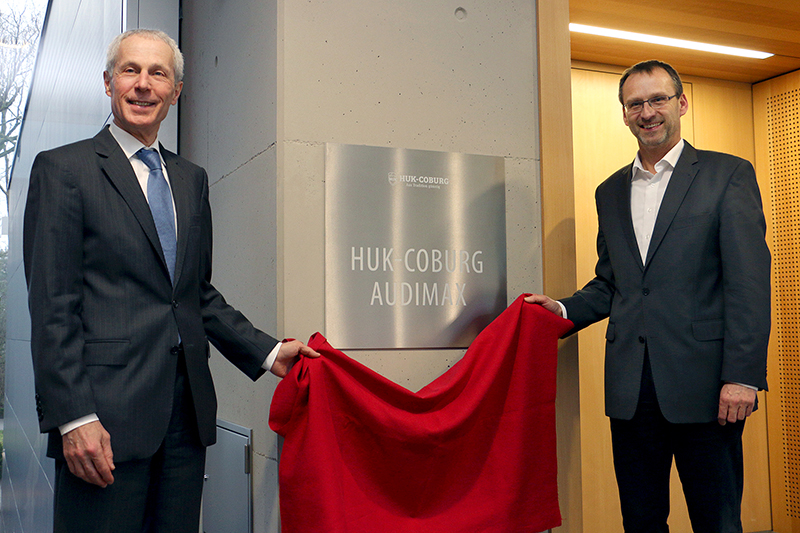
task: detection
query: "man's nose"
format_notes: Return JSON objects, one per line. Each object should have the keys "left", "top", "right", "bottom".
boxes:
{"left": 134, "top": 72, "right": 152, "bottom": 90}
{"left": 640, "top": 101, "right": 657, "bottom": 118}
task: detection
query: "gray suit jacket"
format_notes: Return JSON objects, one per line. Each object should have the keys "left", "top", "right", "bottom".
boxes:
{"left": 561, "top": 142, "right": 770, "bottom": 423}
{"left": 24, "top": 126, "right": 279, "bottom": 461}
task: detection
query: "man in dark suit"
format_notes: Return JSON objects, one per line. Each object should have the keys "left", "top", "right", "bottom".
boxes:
{"left": 527, "top": 60, "right": 770, "bottom": 532}
{"left": 23, "top": 28, "right": 319, "bottom": 533}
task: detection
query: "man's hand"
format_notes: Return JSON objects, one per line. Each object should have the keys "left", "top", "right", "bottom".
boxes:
{"left": 271, "top": 340, "right": 321, "bottom": 378}
{"left": 718, "top": 383, "right": 757, "bottom": 426}
{"left": 62, "top": 420, "right": 115, "bottom": 487}
{"left": 523, "top": 294, "right": 563, "bottom": 317}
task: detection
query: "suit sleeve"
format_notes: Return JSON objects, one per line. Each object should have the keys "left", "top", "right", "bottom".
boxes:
{"left": 24, "top": 151, "right": 97, "bottom": 433}
{"left": 194, "top": 169, "right": 280, "bottom": 380}
{"left": 718, "top": 159, "right": 770, "bottom": 389}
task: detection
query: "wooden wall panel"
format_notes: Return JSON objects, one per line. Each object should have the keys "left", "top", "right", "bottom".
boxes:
{"left": 755, "top": 69, "right": 800, "bottom": 533}
{"left": 570, "top": 65, "right": 635, "bottom": 533}
{"left": 538, "top": 1, "right": 582, "bottom": 531}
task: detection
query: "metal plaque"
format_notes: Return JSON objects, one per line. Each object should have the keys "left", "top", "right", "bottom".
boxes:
{"left": 325, "top": 143, "right": 506, "bottom": 349}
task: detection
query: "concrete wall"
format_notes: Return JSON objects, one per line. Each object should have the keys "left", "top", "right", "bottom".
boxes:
{"left": 180, "top": 1, "right": 283, "bottom": 529}
{"left": 181, "top": 1, "right": 542, "bottom": 532}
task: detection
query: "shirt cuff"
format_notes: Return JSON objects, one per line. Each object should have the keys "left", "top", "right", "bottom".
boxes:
{"left": 556, "top": 300, "right": 568, "bottom": 320}
{"left": 262, "top": 342, "right": 282, "bottom": 372}
{"left": 60, "top": 413, "right": 100, "bottom": 436}
{"left": 729, "top": 382, "right": 758, "bottom": 390}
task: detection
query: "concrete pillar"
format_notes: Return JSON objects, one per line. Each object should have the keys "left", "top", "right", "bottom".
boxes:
{"left": 181, "top": 2, "right": 545, "bottom": 531}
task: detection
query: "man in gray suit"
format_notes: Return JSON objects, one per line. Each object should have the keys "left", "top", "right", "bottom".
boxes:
{"left": 527, "top": 60, "right": 770, "bottom": 532}
{"left": 23, "top": 29, "right": 319, "bottom": 532}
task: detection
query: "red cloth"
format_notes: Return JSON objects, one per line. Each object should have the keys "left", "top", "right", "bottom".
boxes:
{"left": 269, "top": 295, "right": 573, "bottom": 533}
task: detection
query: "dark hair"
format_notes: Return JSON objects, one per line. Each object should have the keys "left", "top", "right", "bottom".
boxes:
{"left": 618, "top": 60, "right": 683, "bottom": 105}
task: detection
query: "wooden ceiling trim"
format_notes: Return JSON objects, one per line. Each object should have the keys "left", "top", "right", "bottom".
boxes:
{"left": 570, "top": 0, "right": 800, "bottom": 83}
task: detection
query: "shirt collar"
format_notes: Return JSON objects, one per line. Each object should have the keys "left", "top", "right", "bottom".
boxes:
{"left": 631, "top": 139, "right": 685, "bottom": 181}
{"left": 108, "top": 122, "right": 162, "bottom": 162}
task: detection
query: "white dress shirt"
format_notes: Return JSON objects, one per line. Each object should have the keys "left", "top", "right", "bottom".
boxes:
{"left": 630, "top": 139, "right": 684, "bottom": 263}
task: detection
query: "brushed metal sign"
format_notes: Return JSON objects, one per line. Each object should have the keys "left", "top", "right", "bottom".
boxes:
{"left": 325, "top": 143, "right": 507, "bottom": 349}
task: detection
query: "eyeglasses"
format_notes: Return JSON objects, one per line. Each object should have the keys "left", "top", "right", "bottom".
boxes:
{"left": 623, "top": 94, "right": 679, "bottom": 114}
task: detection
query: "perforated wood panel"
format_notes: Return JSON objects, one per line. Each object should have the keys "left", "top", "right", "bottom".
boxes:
{"left": 767, "top": 88, "right": 800, "bottom": 518}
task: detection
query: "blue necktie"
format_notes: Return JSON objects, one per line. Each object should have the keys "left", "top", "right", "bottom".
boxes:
{"left": 138, "top": 148, "right": 177, "bottom": 283}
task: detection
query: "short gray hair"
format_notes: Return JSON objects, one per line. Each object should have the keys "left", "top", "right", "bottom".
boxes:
{"left": 106, "top": 29, "right": 184, "bottom": 83}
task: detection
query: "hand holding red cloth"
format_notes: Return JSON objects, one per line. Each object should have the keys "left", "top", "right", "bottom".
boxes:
{"left": 269, "top": 294, "right": 573, "bottom": 532}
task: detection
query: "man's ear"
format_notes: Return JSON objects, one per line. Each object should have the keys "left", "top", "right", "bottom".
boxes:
{"left": 103, "top": 71, "right": 113, "bottom": 97}
{"left": 678, "top": 93, "right": 689, "bottom": 117}
{"left": 171, "top": 81, "right": 183, "bottom": 105}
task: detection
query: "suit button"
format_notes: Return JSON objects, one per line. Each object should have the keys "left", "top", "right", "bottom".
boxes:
{"left": 172, "top": 300, "right": 179, "bottom": 308}
{"left": 638, "top": 336, "right": 645, "bottom": 344}
{"left": 642, "top": 288, "right": 650, "bottom": 296}
{"left": 36, "top": 395, "right": 44, "bottom": 421}
{"left": 170, "top": 346, "right": 181, "bottom": 355}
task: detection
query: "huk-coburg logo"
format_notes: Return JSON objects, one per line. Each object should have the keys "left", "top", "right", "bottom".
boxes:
{"left": 387, "top": 172, "right": 450, "bottom": 190}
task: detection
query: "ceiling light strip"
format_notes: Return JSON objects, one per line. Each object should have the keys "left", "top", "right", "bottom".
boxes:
{"left": 569, "top": 23, "right": 773, "bottom": 60}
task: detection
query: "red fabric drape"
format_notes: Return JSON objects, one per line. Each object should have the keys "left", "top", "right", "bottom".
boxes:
{"left": 269, "top": 295, "right": 573, "bottom": 532}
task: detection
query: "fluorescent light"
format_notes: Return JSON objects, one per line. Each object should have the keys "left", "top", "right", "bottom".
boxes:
{"left": 569, "top": 23, "right": 773, "bottom": 60}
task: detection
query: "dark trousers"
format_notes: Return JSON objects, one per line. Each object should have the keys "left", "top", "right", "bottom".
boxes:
{"left": 610, "top": 356, "right": 745, "bottom": 533}
{"left": 53, "top": 354, "right": 206, "bottom": 533}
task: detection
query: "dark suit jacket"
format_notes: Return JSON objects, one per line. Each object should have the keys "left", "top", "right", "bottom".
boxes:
{"left": 561, "top": 142, "right": 770, "bottom": 424}
{"left": 24, "top": 126, "right": 279, "bottom": 461}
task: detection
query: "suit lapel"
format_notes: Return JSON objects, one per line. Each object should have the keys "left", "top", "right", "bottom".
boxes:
{"left": 644, "top": 143, "right": 699, "bottom": 268}
{"left": 611, "top": 165, "right": 644, "bottom": 271}
{"left": 95, "top": 127, "right": 175, "bottom": 287}
{"left": 161, "top": 146, "right": 190, "bottom": 287}
{"left": 95, "top": 128, "right": 169, "bottom": 274}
